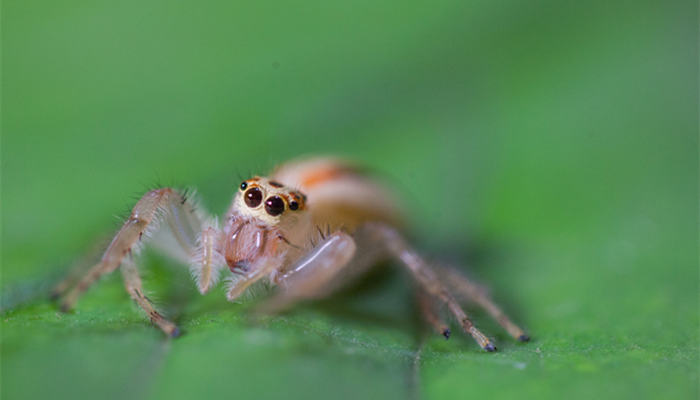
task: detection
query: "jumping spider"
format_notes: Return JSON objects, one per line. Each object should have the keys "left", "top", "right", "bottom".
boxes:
{"left": 53, "top": 156, "right": 529, "bottom": 351}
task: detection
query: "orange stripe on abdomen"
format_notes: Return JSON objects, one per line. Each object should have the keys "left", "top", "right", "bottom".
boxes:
{"left": 299, "top": 165, "right": 358, "bottom": 188}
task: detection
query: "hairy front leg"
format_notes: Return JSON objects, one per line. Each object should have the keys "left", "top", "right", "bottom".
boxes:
{"left": 190, "top": 224, "right": 226, "bottom": 294}
{"left": 57, "top": 188, "right": 201, "bottom": 312}
{"left": 121, "top": 256, "right": 179, "bottom": 337}
{"left": 50, "top": 238, "right": 109, "bottom": 300}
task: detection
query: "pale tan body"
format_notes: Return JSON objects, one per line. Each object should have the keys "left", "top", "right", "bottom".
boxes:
{"left": 53, "top": 156, "right": 528, "bottom": 351}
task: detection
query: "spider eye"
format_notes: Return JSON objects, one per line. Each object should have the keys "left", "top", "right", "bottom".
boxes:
{"left": 289, "top": 201, "right": 299, "bottom": 211}
{"left": 264, "top": 196, "right": 285, "bottom": 216}
{"left": 244, "top": 188, "right": 262, "bottom": 207}
{"left": 240, "top": 181, "right": 247, "bottom": 190}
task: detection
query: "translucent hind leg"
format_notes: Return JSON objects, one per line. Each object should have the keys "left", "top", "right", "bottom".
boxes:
{"left": 416, "top": 289, "right": 451, "bottom": 339}
{"left": 437, "top": 265, "right": 529, "bottom": 342}
{"left": 363, "top": 222, "right": 496, "bottom": 352}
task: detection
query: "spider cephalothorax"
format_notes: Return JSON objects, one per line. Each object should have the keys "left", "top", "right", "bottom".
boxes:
{"left": 224, "top": 177, "right": 311, "bottom": 278}
{"left": 53, "top": 156, "right": 529, "bottom": 351}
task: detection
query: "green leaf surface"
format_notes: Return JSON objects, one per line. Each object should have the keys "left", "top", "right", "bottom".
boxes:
{"left": 2, "top": 1, "right": 697, "bottom": 399}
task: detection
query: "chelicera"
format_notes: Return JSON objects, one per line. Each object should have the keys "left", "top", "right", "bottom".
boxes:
{"left": 52, "top": 156, "right": 529, "bottom": 351}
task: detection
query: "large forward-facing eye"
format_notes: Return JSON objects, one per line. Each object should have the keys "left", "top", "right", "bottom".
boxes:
{"left": 244, "top": 188, "right": 263, "bottom": 207}
{"left": 265, "top": 196, "right": 285, "bottom": 216}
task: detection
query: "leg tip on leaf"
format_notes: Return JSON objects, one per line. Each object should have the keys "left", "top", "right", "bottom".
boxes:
{"left": 442, "top": 328, "right": 451, "bottom": 340}
{"left": 483, "top": 343, "right": 497, "bottom": 352}
{"left": 518, "top": 334, "right": 530, "bottom": 342}
{"left": 170, "top": 327, "right": 182, "bottom": 338}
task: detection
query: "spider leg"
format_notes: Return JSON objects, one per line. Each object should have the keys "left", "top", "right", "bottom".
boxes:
{"left": 257, "top": 231, "right": 358, "bottom": 313}
{"left": 190, "top": 225, "right": 226, "bottom": 294}
{"left": 226, "top": 221, "right": 378, "bottom": 304}
{"left": 225, "top": 250, "right": 289, "bottom": 302}
{"left": 121, "top": 255, "right": 179, "bottom": 337}
{"left": 364, "top": 222, "right": 496, "bottom": 352}
{"left": 50, "top": 238, "right": 108, "bottom": 300}
{"left": 437, "top": 265, "right": 529, "bottom": 342}
{"left": 416, "top": 289, "right": 451, "bottom": 339}
{"left": 57, "top": 188, "right": 203, "bottom": 313}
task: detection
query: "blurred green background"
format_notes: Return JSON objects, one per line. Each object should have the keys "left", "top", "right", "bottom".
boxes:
{"left": 1, "top": 0, "right": 697, "bottom": 399}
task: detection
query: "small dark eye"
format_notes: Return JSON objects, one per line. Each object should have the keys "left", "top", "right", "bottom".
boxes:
{"left": 244, "top": 188, "right": 262, "bottom": 207}
{"left": 289, "top": 201, "right": 299, "bottom": 210}
{"left": 240, "top": 181, "right": 247, "bottom": 190}
{"left": 264, "top": 196, "right": 285, "bottom": 216}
